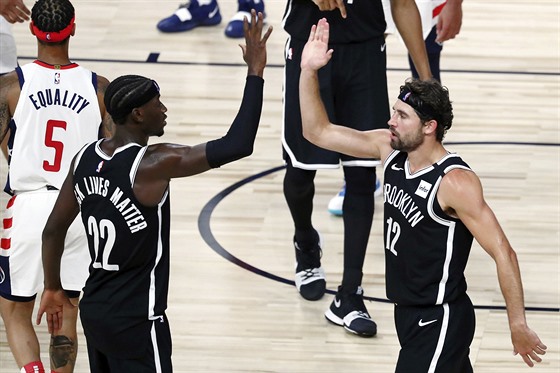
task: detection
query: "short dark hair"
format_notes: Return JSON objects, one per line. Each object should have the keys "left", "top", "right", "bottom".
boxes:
{"left": 399, "top": 79, "right": 453, "bottom": 142}
{"left": 31, "top": 0, "right": 75, "bottom": 44}
{"left": 104, "top": 75, "right": 160, "bottom": 124}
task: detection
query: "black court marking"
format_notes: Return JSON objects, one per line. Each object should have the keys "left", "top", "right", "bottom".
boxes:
{"left": 16, "top": 55, "right": 560, "bottom": 77}
{"left": 198, "top": 141, "right": 560, "bottom": 313}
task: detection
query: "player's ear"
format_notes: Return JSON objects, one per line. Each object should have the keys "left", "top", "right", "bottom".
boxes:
{"left": 131, "top": 107, "right": 143, "bottom": 123}
{"left": 70, "top": 23, "right": 76, "bottom": 37}
{"left": 423, "top": 119, "right": 438, "bottom": 136}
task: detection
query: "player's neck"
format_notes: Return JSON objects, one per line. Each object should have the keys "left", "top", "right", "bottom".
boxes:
{"left": 36, "top": 45, "right": 71, "bottom": 66}
{"left": 407, "top": 143, "right": 447, "bottom": 174}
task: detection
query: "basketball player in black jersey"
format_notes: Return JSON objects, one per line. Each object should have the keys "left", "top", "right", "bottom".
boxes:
{"left": 36, "top": 10, "right": 271, "bottom": 372}
{"left": 282, "top": 0, "right": 432, "bottom": 338}
{"left": 297, "top": 19, "right": 547, "bottom": 372}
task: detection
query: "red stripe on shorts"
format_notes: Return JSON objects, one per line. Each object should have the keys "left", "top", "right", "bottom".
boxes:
{"left": 433, "top": 2, "right": 446, "bottom": 18}
{"left": 3, "top": 218, "right": 12, "bottom": 229}
{"left": 6, "top": 195, "right": 16, "bottom": 209}
{"left": 0, "top": 238, "right": 11, "bottom": 250}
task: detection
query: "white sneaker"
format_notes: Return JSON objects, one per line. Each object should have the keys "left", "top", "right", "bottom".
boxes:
{"left": 327, "top": 179, "right": 382, "bottom": 216}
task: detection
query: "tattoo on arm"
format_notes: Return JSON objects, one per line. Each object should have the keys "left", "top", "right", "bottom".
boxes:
{"left": 0, "top": 97, "right": 10, "bottom": 145}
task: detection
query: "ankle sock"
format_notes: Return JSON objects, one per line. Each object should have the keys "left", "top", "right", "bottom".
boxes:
{"left": 20, "top": 361, "right": 45, "bottom": 373}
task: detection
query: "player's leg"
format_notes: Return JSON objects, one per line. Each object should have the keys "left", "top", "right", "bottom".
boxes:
{"left": 49, "top": 293, "right": 80, "bottom": 373}
{"left": 408, "top": 26, "right": 443, "bottom": 83}
{"left": 225, "top": 0, "right": 266, "bottom": 38}
{"left": 0, "top": 193, "right": 48, "bottom": 371}
{"left": 156, "top": 0, "right": 222, "bottom": 33}
{"left": 282, "top": 36, "right": 335, "bottom": 301}
{"left": 324, "top": 37, "right": 387, "bottom": 337}
{"left": 283, "top": 157, "right": 325, "bottom": 300}
{"left": 324, "top": 165, "right": 377, "bottom": 337}
{"left": 0, "top": 297, "right": 43, "bottom": 371}
{"left": 52, "top": 207, "right": 91, "bottom": 372}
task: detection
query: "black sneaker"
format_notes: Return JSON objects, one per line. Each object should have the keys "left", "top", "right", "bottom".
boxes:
{"left": 294, "top": 235, "right": 326, "bottom": 301}
{"left": 324, "top": 286, "right": 377, "bottom": 337}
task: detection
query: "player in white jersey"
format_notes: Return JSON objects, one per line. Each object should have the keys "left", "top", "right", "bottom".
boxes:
{"left": 0, "top": 1, "right": 110, "bottom": 372}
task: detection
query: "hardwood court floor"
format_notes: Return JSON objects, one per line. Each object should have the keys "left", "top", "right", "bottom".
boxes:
{"left": 0, "top": 1, "right": 558, "bottom": 372}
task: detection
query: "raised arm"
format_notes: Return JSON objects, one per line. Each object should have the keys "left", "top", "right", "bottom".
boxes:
{"left": 36, "top": 165, "right": 80, "bottom": 332}
{"left": 438, "top": 169, "right": 547, "bottom": 367}
{"left": 299, "top": 19, "right": 392, "bottom": 161}
{"left": 169, "top": 9, "right": 271, "bottom": 175}
{"left": 132, "top": 11, "right": 272, "bottom": 207}
{"left": 390, "top": 0, "right": 432, "bottom": 80}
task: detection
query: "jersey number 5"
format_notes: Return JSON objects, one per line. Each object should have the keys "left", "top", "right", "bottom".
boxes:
{"left": 43, "top": 119, "right": 66, "bottom": 172}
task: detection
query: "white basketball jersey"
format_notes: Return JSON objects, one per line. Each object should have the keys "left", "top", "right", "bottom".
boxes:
{"left": 8, "top": 61, "right": 101, "bottom": 193}
{"left": 383, "top": 0, "right": 447, "bottom": 39}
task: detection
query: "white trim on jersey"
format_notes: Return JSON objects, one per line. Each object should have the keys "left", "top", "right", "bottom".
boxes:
{"left": 427, "top": 175, "right": 454, "bottom": 305}
{"left": 428, "top": 303, "right": 450, "bottom": 373}
{"left": 94, "top": 141, "right": 142, "bottom": 160}
{"left": 436, "top": 152, "right": 461, "bottom": 165}
{"left": 341, "top": 159, "right": 382, "bottom": 167}
{"left": 73, "top": 140, "right": 96, "bottom": 174}
{"left": 148, "top": 189, "right": 169, "bottom": 322}
{"left": 150, "top": 322, "right": 163, "bottom": 373}
{"left": 129, "top": 146, "right": 148, "bottom": 186}
{"left": 427, "top": 161, "right": 473, "bottom": 305}
{"left": 383, "top": 150, "right": 401, "bottom": 175}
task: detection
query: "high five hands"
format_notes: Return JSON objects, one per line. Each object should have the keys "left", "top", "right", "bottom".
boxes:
{"left": 300, "top": 18, "right": 333, "bottom": 72}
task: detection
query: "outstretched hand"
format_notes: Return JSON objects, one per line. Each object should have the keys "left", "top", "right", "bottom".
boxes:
{"left": 36, "top": 288, "right": 76, "bottom": 334}
{"left": 511, "top": 325, "right": 547, "bottom": 367}
{"left": 240, "top": 9, "right": 272, "bottom": 78}
{"left": 301, "top": 18, "right": 333, "bottom": 72}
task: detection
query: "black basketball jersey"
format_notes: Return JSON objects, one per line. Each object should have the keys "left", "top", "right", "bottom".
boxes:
{"left": 282, "top": 0, "right": 386, "bottom": 43}
{"left": 72, "top": 139, "right": 171, "bottom": 358}
{"left": 383, "top": 150, "right": 474, "bottom": 306}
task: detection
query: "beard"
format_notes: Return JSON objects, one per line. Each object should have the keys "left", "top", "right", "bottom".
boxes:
{"left": 390, "top": 127, "right": 424, "bottom": 152}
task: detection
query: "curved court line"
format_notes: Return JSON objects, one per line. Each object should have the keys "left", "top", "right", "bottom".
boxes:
{"left": 198, "top": 141, "right": 559, "bottom": 313}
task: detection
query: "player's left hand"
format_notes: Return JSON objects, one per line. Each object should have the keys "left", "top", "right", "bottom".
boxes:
{"left": 301, "top": 18, "right": 334, "bottom": 72}
{"left": 511, "top": 325, "right": 547, "bottom": 367}
{"left": 36, "top": 288, "right": 75, "bottom": 333}
{"left": 240, "top": 9, "right": 272, "bottom": 78}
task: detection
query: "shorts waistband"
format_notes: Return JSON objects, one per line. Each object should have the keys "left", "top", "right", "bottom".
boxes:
{"left": 14, "top": 185, "right": 59, "bottom": 195}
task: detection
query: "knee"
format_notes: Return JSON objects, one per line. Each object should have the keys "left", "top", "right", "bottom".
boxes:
{"left": 284, "top": 164, "right": 315, "bottom": 196}
{"left": 0, "top": 298, "right": 35, "bottom": 322}
{"left": 344, "top": 167, "right": 376, "bottom": 195}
